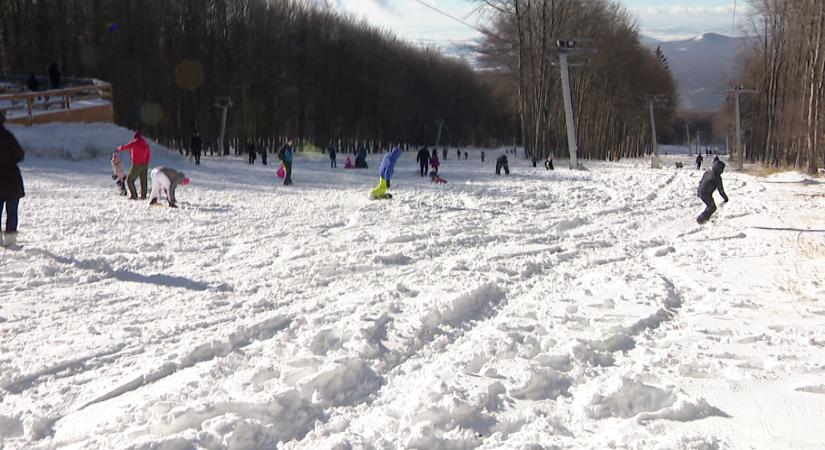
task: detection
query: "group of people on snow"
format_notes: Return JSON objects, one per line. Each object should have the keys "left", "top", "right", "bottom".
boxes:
{"left": 113, "top": 131, "right": 190, "bottom": 207}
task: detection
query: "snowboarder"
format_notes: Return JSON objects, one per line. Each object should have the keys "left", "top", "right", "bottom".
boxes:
{"left": 544, "top": 155, "right": 554, "bottom": 170}
{"left": 416, "top": 147, "right": 431, "bottom": 177}
{"left": 496, "top": 155, "right": 510, "bottom": 175}
{"left": 111, "top": 152, "right": 128, "bottom": 196}
{"left": 149, "top": 167, "right": 190, "bottom": 208}
{"left": 277, "top": 138, "right": 294, "bottom": 185}
{"left": 329, "top": 144, "right": 337, "bottom": 168}
{"left": 117, "top": 131, "right": 151, "bottom": 200}
{"left": 696, "top": 159, "right": 729, "bottom": 224}
{"left": 190, "top": 131, "right": 202, "bottom": 165}
{"left": 0, "top": 110, "right": 24, "bottom": 248}
{"left": 247, "top": 142, "right": 257, "bottom": 165}
{"left": 696, "top": 154, "right": 703, "bottom": 170}
{"left": 371, "top": 146, "right": 402, "bottom": 199}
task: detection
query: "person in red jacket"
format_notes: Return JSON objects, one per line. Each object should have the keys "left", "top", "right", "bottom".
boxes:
{"left": 117, "top": 131, "right": 152, "bottom": 199}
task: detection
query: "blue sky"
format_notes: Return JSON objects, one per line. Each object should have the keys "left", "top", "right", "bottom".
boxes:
{"left": 335, "top": 0, "right": 748, "bottom": 47}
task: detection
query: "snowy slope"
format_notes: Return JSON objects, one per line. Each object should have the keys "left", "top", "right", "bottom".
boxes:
{"left": 1, "top": 125, "right": 825, "bottom": 449}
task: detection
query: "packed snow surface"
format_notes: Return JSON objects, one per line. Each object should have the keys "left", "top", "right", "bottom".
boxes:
{"left": 1, "top": 124, "right": 825, "bottom": 449}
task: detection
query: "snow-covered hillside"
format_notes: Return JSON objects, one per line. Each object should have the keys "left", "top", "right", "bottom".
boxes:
{"left": 1, "top": 124, "right": 824, "bottom": 449}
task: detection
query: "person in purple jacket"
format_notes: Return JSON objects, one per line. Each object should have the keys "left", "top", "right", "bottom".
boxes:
{"left": 370, "top": 146, "right": 402, "bottom": 199}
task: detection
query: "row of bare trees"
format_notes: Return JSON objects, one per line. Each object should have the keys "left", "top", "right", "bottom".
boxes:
{"left": 0, "top": 0, "right": 516, "bottom": 151}
{"left": 476, "top": 0, "right": 678, "bottom": 163}
{"left": 735, "top": 0, "right": 825, "bottom": 173}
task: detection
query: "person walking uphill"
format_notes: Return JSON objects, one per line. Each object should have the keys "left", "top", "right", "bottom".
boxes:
{"left": 695, "top": 154, "right": 703, "bottom": 170}
{"left": 416, "top": 146, "right": 431, "bottom": 177}
{"left": 278, "top": 139, "right": 294, "bottom": 185}
{"left": 696, "top": 159, "right": 729, "bottom": 224}
{"left": 0, "top": 111, "right": 25, "bottom": 248}
{"left": 371, "top": 147, "right": 402, "bottom": 199}
{"left": 117, "top": 131, "right": 151, "bottom": 199}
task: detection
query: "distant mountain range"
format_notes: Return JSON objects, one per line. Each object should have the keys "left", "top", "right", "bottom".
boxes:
{"left": 642, "top": 33, "right": 753, "bottom": 112}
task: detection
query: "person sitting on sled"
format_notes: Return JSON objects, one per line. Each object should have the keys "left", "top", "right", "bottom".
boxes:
{"left": 430, "top": 171, "right": 447, "bottom": 184}
{"left": 111, "top": 152, "right": 128, "bottom": 196}
{"left": 149, "top": 166, "right": 190, "bottom": 208}
{"left": 696, "top": 159, "right": 728, "bottom": 224}
{"left": 370, "top": 146, "right": 401, "bottom": 199}
{"left": 344, "top": 156, "right": 354, "bottom": 169}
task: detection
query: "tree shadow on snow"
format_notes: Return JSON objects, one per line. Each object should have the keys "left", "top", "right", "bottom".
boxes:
{"left": 36, "top": 249, "right": 213, "bottom": 291}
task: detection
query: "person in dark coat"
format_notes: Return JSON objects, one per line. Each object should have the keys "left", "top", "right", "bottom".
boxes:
{"left": 48, "top": 63, "right": 61, "bottom": 90}
{"left": 696, "top": 159, "right": 729, "bottom": 224}
{"left": 26, "top": 74, "right": 38, "bottom": 92}
{"left": 481, "top": 151, "right": 485, "bottom": 162}
{"left": 190, "top": 131, "right": 202, "bottom": 165}
{"left": 695, "top": 154, "right": 703, "bottom": 170}
{"left": 456, "top": 148, "right": 461, "bottom": 160}
{"left": 259, "top": 144, "right": 268, "bottom": 165}
{"left": 0, "top": 111, "right": 24, "bottom": 248}
{"left": 247, "top": 142, "right": 257, "bottom": 165}
{"left": 329, "top": 144, "right": 337, "bottom": 168}
{"left": 416, "top": 147, "right": 431, "bottom": 177}
{"left": 496, "top": 155, "right": 510, "bottom": 175}
{"left": 354, "top": 144, "right": 368, "bottom": 168}
{"left": 443, "top": 147, "right": 447, "bottom": 160}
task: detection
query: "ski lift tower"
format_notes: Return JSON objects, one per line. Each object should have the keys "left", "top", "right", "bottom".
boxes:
{"left": 726, "top": 85, "right": 756, "bottom": 170}
{"left": 213, "top": 96, "right": 233, "bottom": 155}
{"left": 557, "top": 39, "right": 594, "bottom": 169}
{"left": 647, "top": 95, "right": 668, "bottom": 168}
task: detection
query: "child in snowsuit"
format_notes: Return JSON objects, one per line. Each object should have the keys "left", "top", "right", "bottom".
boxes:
{"left": 344, "top": 157, "right": 354, "bottom": 169}
{"left": 111, "top": 153, "right": 128, "bottom": 196}
{"left": 371, "top": 147, "right": 401, "bottom": 199}
{"left": 696, "top": 159, "right": 728, "bottom": 224}
{"left": 149, "top": 167, "right": 190, "bottom": 208}
{"left": 430, "top": 152, "right": 440, "bottom": 175}
{"left": 496, "top": 155, "right": 510, "bottom": 175}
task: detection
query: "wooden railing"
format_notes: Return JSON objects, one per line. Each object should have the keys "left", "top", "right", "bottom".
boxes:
{"left": 0, "top": 78, "right": 113, "bottom": 125}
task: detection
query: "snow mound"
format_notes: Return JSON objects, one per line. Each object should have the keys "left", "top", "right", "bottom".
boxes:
{"left": 8, "top": 122, "right": 180, "bottom": 161}
{"left": 588, "top": 378, "right": 728, "bottom": 423}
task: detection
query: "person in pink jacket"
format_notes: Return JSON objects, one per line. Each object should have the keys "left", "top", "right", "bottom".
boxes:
{"left": 117, "top": 131, "right": 152, "bottom": 199}
{"left": 430, "top": 151, "right": 440, "bottom": 175}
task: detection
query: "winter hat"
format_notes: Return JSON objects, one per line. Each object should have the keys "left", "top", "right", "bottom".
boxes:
{"left": 182, "top": 177, "right": 190, "bottom": 185}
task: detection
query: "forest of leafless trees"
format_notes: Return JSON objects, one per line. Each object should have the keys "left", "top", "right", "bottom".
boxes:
{"left": 0, "top": 0, "right": 516, "bottom": 152}
{"left": 475, "top": 0, "right": 678, "bottom": 162}
{"left": 734, "top": 0, "right": 825, "bottom": 173}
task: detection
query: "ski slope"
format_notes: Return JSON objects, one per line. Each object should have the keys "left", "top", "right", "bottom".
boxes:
{"left": 1, "top": 124, "right": 825, "bottom": 449}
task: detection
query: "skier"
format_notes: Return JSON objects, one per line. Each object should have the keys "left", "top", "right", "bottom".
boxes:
{"left": 696, "top": 159, "right": 729, "bottom": 224}
{"left": 696, "top": 154, "right": 704, "bottom": 170}
{"left": 416, "top": 146, "right": 431, "bottom": 177}
{"left": 371, "top": 146, "right": 402, "bottom": 199}
{"left": 117, "top": 131, "right": 151, "bottom": 200}
{"left": 149, "top": 166, "right": 190, "bottom": 208}
{"left": 277, "top": 138, "right": 294, "bottom": 185}
{"left": 544, "top": 155, "right": 554, "bottom": 170}
{"left": 496, "top": 155, "right": 510, "bottom": 175}
{"left": 190, "top": 131, "right": 202, "bottom": 165}
{"left": 329, "top": 144, "right": 337, "bottom": 168}
{"left": 111, "top": 152, "right": 128, "bottom": 196}
{"left": 247, "top": 142, "right": 257, "bottom": 165}
{"left": 0, "top": 110, "right": 24, "bottom": 248}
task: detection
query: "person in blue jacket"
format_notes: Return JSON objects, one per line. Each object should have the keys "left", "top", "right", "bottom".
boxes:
{"left": 277, "top": 139, "right": 294, "bottom": 185}
{"left": 371, "top": 146, "right": 402, "bottom": 199}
